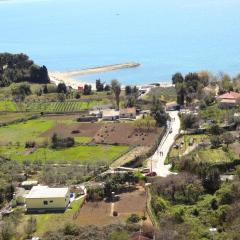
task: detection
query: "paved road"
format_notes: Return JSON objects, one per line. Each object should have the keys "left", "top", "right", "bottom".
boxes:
{"left": 149, "top": 111, "right": 180, "bottom": 177}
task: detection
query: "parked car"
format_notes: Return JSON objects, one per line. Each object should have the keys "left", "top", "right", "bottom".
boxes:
{"left": 145, "top": 172, "right": 157, "bottom": 177}
{"left": 141, "top": 168, "right": 150, "bottom": 174}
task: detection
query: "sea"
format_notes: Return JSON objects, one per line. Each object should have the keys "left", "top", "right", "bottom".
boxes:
{"left": 1, "top": 0, "right": 240, "bottom": 85}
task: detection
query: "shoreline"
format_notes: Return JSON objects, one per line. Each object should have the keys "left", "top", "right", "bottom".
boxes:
{"left": 49, "top": 62, "right": 173, "bottom": 90}
{"left": 49, "top": 62, "right": 140, "bottom": 90}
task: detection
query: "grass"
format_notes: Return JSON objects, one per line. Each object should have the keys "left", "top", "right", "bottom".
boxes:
{"left": 0, "top": 118, "right": 55, "bottom": 145}
{"left": 75, "top": 136, "right": 92, "bottom": 144}
{"left": 0, "top": 145, "right": 130, "bottom": 164}
{"left": 0, "top": 100, "right": 17, "bottom": 111}
{"left": 0, "top": 112, "right": 39, "bottom": 125}
{"left": 195, "top": 147, "right": 232, "bottom": 164}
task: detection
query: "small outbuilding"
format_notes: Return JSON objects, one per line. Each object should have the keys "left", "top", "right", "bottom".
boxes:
{"left": 25, "top": 186, "right": 70, "bottom": 213}
{"left": 119, "top": 108, "right": 136, "bottom": 119}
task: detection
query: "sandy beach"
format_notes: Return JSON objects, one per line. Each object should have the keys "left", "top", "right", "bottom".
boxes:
{"left": 49, "top": 62, "right": 140, "bottom": 90}
{"left": 49, "top": 62, "right": 173, "bottom": 90}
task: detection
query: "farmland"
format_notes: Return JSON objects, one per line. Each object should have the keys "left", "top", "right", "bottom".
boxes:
{"left": 0, "top": 117, "right": 133, "bottom": 164}
{"left": 77, "top": 186, "right": 146, "bottom": 225}
{"left": 0, "top": 99, "right": 110, "bottom": 112}
{"left": 0, "top": 112, "right": 39, "bottom": 125}
{"left": 23, "top": 100, "right": 108, "bottom": 112}
{"left": 43, "top": 122, "right": 163, "bottom": 147}
{"left": 0, "top": 145, "right": 130, "bottom": 164}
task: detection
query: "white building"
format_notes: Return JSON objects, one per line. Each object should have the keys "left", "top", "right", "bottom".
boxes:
{"left": 101, "top": 109, "right": 119, "bottom": 121}
{"left": 25, "top": 186, "right": 70, "bottom": 213}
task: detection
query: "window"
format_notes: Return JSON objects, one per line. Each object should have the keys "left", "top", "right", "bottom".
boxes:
{"left": 43, "top": 200, "right": 48, "bottom": 205}
{"left": 50, "top": 200, "right": 53, "bottom": 203}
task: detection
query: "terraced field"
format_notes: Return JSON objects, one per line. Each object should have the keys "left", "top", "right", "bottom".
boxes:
{"left": 0, "top": 100, "right": 108, "bottom": 112}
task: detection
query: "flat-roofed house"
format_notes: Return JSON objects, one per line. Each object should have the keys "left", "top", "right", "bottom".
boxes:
{"left": 25, "top": 186, "right": 70, "bottom": 213}
{"left": 102, "top": 109, "right": 119, "bottom": 121}
{"left": 216, "top": 92, "right": 240, "bottom": 108}
{"left": 119, "top": 108, "right": 136, "bottom": 119}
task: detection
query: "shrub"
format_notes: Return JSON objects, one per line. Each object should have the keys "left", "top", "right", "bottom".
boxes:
{"left": 151, "top": 196, "right": 168, "bottom": 213}
{"left": 181, "top": 114, "right": 199, "bottom": 130}
{"left": 63, "top": 223, "right": 79, "bottom": 236}
{"left": 25, "top": 141, "right": 36, "bottom": 148}
{"left": 174, "top": 208, "right": 185, "bottom": 223}
{"left": 127, "top": 214, "right": 141, "bottom": 223}
{"left": 51, "top": 133, "right": 75, "bottom": 149}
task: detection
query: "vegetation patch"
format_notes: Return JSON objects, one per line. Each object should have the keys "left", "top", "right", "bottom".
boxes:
{"left": 145, "top": 86, "right": 177, "bottom": 102}
{"left": 23, "top": 100, "right": 108, "bottom": 112}
{"left": 0, "top": 145, "right": 129, "bottom": 164}
{"left": 195, "top": 147, "right": 232, "bottom": 164}
{"left": 0, "top": 100, "right": 17, "bottom": 111}
{"left": 18, "top": 198, "right": 84, "bottom": 237}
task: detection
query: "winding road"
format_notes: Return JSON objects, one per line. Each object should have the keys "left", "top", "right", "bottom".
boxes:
{"left": 149, "top": 111, "right": 180, "bottom": 177}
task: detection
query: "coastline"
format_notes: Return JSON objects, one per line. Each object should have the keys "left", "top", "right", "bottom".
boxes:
{"left": 49, "top": 62, "right": 140, "bottom": 90}
{"left": 49, "top": 62, "right": 173, "bottom": 90}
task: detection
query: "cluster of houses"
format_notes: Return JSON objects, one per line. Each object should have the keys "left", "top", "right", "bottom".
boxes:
{"left": 166, "top": 91, "right": 240, "bottom": 113}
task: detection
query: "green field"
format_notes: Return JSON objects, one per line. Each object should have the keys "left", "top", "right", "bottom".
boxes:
{"left": 0, "top": 118, "right": 56, "bottom": 145}
{"left": 0, "top": 117, "right": 129, "bottom": 164}
{"left": 0, "top": 145, "right": 129, "bottom": 164}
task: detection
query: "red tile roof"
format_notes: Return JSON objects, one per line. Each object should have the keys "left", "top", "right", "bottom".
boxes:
{"left": 217, "top": 91, "right": 240, "bottom": 100}
{"left": 120, "top": 108, "right": 136, "bottom": 114}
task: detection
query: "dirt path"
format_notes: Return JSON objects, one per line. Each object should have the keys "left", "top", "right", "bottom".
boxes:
{"left": 149, "top": 111, "right": 180, "bottom": 177}
{"left": 110, "top": 202, "right": 115, "bottom": 216}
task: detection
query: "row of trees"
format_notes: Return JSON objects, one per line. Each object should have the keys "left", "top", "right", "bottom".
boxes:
{"left": 172, "top": 72, "right": 209, "bottom": 106}
{"left": 96, "top": 79, "right": 110, "bottom": 92}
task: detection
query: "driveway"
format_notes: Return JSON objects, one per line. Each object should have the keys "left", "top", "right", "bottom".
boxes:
{"left": 148, "top": 111, "right": 180, "bottom": 177}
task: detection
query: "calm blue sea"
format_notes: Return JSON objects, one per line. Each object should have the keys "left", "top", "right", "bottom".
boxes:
{"left": 1, "top": 0, "right": 240, "bottom": 84}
